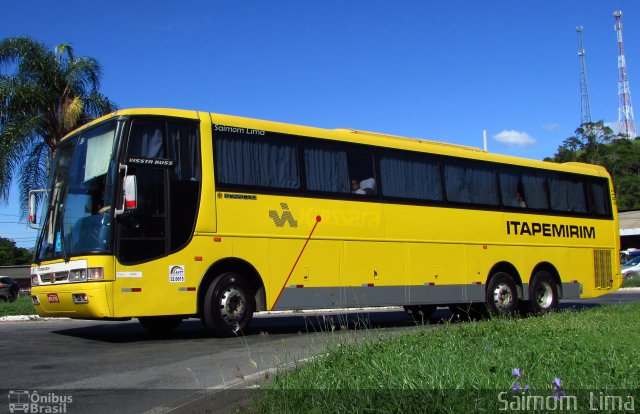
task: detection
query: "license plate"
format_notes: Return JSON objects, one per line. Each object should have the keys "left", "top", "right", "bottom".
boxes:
{"left": 47, "top": 294, "right": 59, "bottom": 303}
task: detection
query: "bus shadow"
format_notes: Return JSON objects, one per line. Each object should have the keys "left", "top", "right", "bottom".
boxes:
{"left": 50, "top": 301, "right": 603, "bottom": 343}
{"left": 49, "top": 309, "right": 417, "bottom": 343}
{"left": 558, "top": 302, "right": 600, "bottom": 311}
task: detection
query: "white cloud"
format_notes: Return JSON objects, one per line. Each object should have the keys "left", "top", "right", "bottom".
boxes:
{"left": 493, "top": 130, "right": 537, "bottom": 147}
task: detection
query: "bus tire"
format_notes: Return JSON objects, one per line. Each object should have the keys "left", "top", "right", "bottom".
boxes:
{"left": 138, "top": 316, "right": 183, "bottom": 333}
{"left": 485, "top": 272, "right": 519, "bottom": 316}
{"left": 403, "top": 305, "right": 437, "bottom": 322}
{"left": 202, "top": 272, "right": 255, "bottom": 337}
{"left": 528, "top": 271, "right": 558, "bottom": 314}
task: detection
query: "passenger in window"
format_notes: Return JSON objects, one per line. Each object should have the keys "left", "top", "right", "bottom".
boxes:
{"left": 351, "top": 179, "right": 366, "bottom": 195}
{"left": 359, "top": 178, "right": 377, "bottom": 195}
{"left": 516, "top": 192, "right": 527, "bottom": 208}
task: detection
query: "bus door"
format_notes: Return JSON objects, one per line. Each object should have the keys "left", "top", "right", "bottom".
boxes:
{"left": 113, "top": 117, "right": 201, "bottom": 318}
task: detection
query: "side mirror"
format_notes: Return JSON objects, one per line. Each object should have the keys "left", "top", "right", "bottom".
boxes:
{"left": 124, "top": 175, "right": 137, "bottom": 210}
{"left": 29, "top": 192, "right": 37, "bottom": 225}
{"left": 114, "top": 163, "right": 138, "bottom": 216}
{"left": 28, "top": 189, "right": 48, "bottom": 229}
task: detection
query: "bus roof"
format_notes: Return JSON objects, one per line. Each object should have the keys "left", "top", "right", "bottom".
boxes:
{"left": 67, "top": 108, "right": 610, "bottom": 179}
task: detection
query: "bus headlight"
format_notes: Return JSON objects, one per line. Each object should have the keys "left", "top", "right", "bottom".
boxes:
{"left": 88, "top": 267, "right": 104, "bottom": 280}
{"left": 31, "top": 275, "right": 40, "bottom": 286}
{"left": 69, "top": 267, "right": 103, "bottom": 282}
{"left": 69, "top": 269, "right": 87, "bottom": 282}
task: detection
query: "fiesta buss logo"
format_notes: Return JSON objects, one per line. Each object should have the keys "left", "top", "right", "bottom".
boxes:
{"left": 8, "top": 390, "right": 73, "bottom": 413}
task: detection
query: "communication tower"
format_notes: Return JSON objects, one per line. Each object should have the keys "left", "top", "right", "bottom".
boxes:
{"left": 614, "top": 10, "right": 637, "bottom": 138}
{"left": 577, "top": 26, "right": 592, "bottom": 125}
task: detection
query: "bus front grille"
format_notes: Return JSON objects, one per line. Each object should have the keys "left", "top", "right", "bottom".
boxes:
{"left": 593, "top": 249, "right": 613, "bottom": 289}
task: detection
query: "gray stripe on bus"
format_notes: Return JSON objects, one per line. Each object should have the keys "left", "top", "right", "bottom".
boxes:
{"left": 272, "top": 282, "right": 583, "bottom": 310}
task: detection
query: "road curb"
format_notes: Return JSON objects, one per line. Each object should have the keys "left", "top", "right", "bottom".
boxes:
{"left": 144, "top": 356, "right": 320, "bottom": 414}
{"left": 0, "top": 315, "right": 70, "bottom": 322}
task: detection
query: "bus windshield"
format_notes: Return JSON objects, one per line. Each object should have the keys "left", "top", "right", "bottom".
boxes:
{"left": 36, "top": 121, "right": 119, "bottom": 262}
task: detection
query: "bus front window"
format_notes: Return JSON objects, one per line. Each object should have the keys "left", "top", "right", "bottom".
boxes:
{"left": 36, "top": 122, "right": 118, "bottom": 262}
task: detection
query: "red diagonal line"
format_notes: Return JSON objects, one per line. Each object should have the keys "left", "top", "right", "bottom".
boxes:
{"left": 271, "top": 215, "right": 322, "bottom": 309}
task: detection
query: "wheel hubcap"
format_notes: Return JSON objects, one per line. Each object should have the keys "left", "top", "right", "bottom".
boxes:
{"left": 535, "top": 281, "right": 553, "bottom": 309}
{"left": 219, "top": 286, "right": 246, "bottom": 324}
{"left": 492, "top": 283, "right": 514, "bottom": 311}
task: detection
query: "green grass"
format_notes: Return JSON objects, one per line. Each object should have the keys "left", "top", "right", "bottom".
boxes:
{"left": 622, "top": 275, "right": 640, "bottom": 287}
{"left": 0, "top": 295, "right": 36, "bottom": 317}
{"left": 250, "top": 304, "right": 640, "bottom": 413}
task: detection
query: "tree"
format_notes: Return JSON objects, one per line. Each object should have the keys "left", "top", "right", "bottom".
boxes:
{"left": 0, "top": 36, "right": 116, "bottom": 213}
{"left": 0, "top": 237, "right": 32, "bottom": 265}
{"left": 547, "top": 120, "right": 640, "bottom": 210}
{"left": 545, "top": 121, "right": 614, "bottom": 165}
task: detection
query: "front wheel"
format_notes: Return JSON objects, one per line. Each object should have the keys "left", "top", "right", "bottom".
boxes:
{"left": 485, "top": 272, "right": 519, "bottom": 316}
{"left": 202, "top": 272, "right": 255, "bottom": 337}
{"left": 528, "top": 271, "right": 558, "bottom": 314}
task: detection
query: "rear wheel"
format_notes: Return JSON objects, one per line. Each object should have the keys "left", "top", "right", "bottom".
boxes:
{"left": 485, "top": 272, "right": 519, "bottom": 316}
{"left": 138, "top": 316, "right": 183, "bottom": 333}
{"left": 528, "top": 271, "right": 558, "bottom": 314}
{"left": 202, "top": 272, "right": 255, "bottom": 337}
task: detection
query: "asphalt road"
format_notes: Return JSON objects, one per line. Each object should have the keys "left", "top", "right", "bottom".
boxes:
{"left": 2, "top": 289, "right": 639, "bottom": 414}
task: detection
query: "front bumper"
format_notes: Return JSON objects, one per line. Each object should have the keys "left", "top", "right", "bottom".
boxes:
{"left": 31, "top": 282, "right": 112, "bottom": 319}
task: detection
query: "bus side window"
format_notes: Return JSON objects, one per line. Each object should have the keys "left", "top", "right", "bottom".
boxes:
{"left": 347, "top": 151, "right": 376, "bottom": 196}
{"left": 549, "top": 176, "right": 587, "bottom": 213}
{"left": 379, "top": 152, "right": 442, "bottom": 201}
{"left": 304, "top": 144, "right": 350, "bottom": 193}
{"left": 444, "top": 161, "right": 498, "bottom": 205}
{"left": 590, "top": 181, "right": 612, "bottom": 216}
{"left": 304, "top": 142, "right": 376, "bottom": 196}
{"left": 127, "top": 124, "right": 164, "bottom": 158}
{"left": 499, "top": 168, "right": 548, "bottom": 210}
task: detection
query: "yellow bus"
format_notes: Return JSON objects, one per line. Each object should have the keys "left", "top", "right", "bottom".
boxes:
{"left": 29, "top": 108, "right": 621, "bottom": 336}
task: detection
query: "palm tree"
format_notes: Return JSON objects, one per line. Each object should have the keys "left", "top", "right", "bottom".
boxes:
{"left": 0, "top": 36, "right": 116, "bottom": 211}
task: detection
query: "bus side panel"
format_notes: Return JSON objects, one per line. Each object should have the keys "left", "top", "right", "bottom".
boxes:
{"left": 342, "top": 241, "right": 406, "bottom": 307}
{"left": 216, "top": 194, "right": 391, "bottom": 310}
{"left": 112, "top": 238, "right": 213, "bottom": 318}
{"left": 406, "top": 243, "right": 465, "bottom": 305}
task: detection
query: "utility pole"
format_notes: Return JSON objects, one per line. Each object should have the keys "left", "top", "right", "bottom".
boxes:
{"left": 614, "top": 10, "right": 637, "bottom": 139}
{"left": 577, "top": 26, "right": 592, "bottom": 125}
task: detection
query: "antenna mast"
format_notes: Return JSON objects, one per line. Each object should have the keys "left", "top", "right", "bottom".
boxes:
{"left": 614, "top": 10, "right": 637, "bottom": 138}
{"left": 577, "top": 26, "right": 592, "bottom": 125}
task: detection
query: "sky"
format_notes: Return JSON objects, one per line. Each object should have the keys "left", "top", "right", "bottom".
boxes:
{"left": 1, "top": 0, "right": 639, "bottom": 248}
